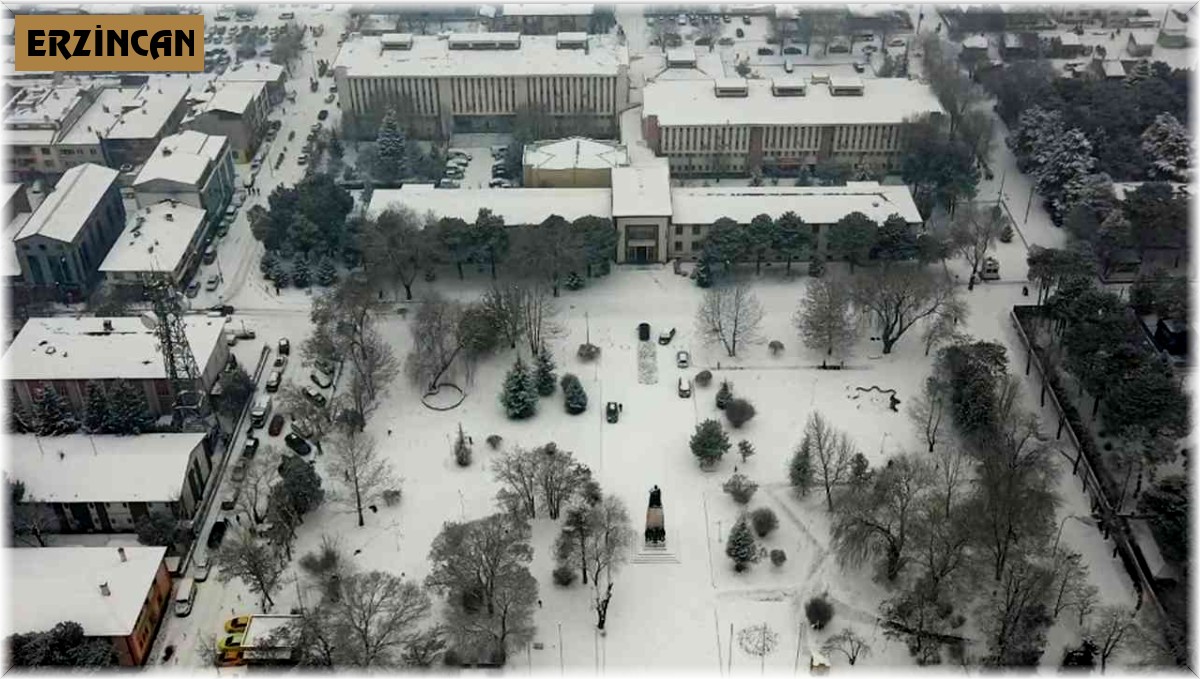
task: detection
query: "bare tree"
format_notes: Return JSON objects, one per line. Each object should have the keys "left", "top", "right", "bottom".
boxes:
{"left": 795, "top": 277, "right": 858, "bottom": 359}
{"left": 697, "top": 20, "right": 723, "bottom": 52}
{"left": 444, "top": 566, "right": 538, "bottom": 660}
{"left": 1087, "top": 605, "right": 1137, "bottom": 673}
{"left": 237, "top": 445, "right": 282, "bottom": 524}
{"left": 321, "top": 571, "right": 433, "bottom": 666}
{"left": 344, "top": 326, "right": 400, "bottom": 431}
{"left": 362, "top": 207, "right": 434, "bottom": 301}
{"left": 918, "top": 33, "right": 984, "bottom": 134}
{"left": 909, "top": 378, "right": 947, "bottom": 453}
{"left": 1049, "top": 549, "right": 1099, "bottom": 622}
{"left": 821, "top": 629, "right": 872, "bottom": 665}
{"left": 329, "top": 433, "right": 400, "bottom": 527}
{"left": 832, "top": 453, "right": 933, "bottom": 581}
{"left": 851, "top": 265, "right": 958, "bottom": 354}
{"left": 214, "top": 525, "right": 285, "bottom": 610}
{"left": 492, "top": 446, "right": 541, "bottom": 519}
{"left": 517, "top": 283, "right": 562, "bottom": 356}
{"left": 405, "top": 294, "right": 467, "bottom": 393}
{"left": 7, "top": 480, "right": 52, "bottom": 547}
{"left": 950, "top": 203, "right": 1008, "bottom": 278}
{"left": 583, "top": 495, "right": 633, "bottom": 631}
{"left": 696, "top": 283, "right": 765, "bottom": 358}
{"left": 536, "top": 443, "right": 587, "bottom": 521}
{"left": 738, "top": 623, "right": 780, "bottom": 674}
{"left": 480, "top": 284, "right": 525, "bottom": 350}
{"left": 980, "top": 558, "right": 1053, "bottom": 666}
{"left": 920, "top": 296, "right": 969, "bottom": 357}
{"left": 802, "top": 412, "right": 854, "bottom": 512}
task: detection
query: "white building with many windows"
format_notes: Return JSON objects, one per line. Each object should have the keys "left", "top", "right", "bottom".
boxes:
{"left": 641, "top": 75, "right": 945, "bottom": 176}
{"left": 333, "top": 32, "right": 629, "bottom": 139}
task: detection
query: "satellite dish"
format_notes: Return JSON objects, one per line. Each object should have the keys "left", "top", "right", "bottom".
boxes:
{"left": 139, "top": 312, "right": 158, "bottom": 330}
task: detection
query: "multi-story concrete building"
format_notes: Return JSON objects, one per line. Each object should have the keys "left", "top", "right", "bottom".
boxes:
{"left": 4, "top": 315, "right": 229, "bottom": 418}
{"left": 641, "top": 75, "right": 944, "bottom": 177}
{"left": 181, "top": 81, "right": 269, "bottom": 162}
{"left": 216, "top": 61, "right": 288, "bottom": 105}
{"left": 333, "top": 32, "right": 629, "bottom": 139}
{"left": 99, "top": 200, "right": 209, "bottom": 291}
{"left": 9, "top": 546, "right": 172, "bottom": 666}
{"left": 12, "top": 163, "right": 124, "bottom": 302}
{"left": 6, "top": 432, "right": 214, "bottom": 535}
{"left": 497, "top": 4, "right": 595, "bottom": 34}
{"left": 132, "top": 131, "right": 235, "bottom": 229}
{"left": 4, "top": 84, "right": 99, "bottom": 179}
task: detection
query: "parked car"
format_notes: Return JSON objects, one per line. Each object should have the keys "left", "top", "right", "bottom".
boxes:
{"left": 278, "top": 338, "right": 290, "bottom": 355}
{"left": 317, "top": 109, "right": 329, "bottom": 121}
{"left": 231, "top": 459, "right": 248, "bottom": 483}
{"left": 225, "top": 616, "right": 251, "bottom": 634}
{"left": 265, "top": 370, "right": 282, "bottom": 392}
{"left": 637, "top": 322, "right": 651, "bottom": 341}
{"left": 236, "top": 329, "right": 256, "bottom": 340}
{"left": 216, "top": 632, "right": 243, "bottom": 653}
{"left": 783, "top": 45, "right": 803, "bottom": 54}
{"left": 438, "top": 179, "right": 461, "bottom": 189}
{"left": 285, "top": 433, "right": 312, "bottom": 456}
{"left": 718, "top": 36, "right": 734, "bottom": 45}
{"left": 273, "top": 355, "right": 287, "bottom": 371}
{"left": 676, "top": 350, "right": 690, "bottom": 368}
{"left": 658, "top": 328, "right": 676, "bottom": 345}
{"left": 220, "top": 485, "right": 241, "bottom": 511}
{"left": 297, "top": 154, "right": 309, "bottom": 166}
{"left": 226, "top": 333, "right": 239, "bottom": 347}
{"left": 291, "top": 419, "right": 313, "bottom": 439}
{"left": 678, "top": 377, "right": 692, "bottom": 398}
{"left": 207, "top": 519, "right": 229, "bottom": 549}
{"left": 311, "top": 370, "right": 333, "bottom": 388}
{"left": 185, "top": 281, "right": 201, "bottom": 298}
{"left": 193, "top": 556, "right": 211, "bottom": 582}
{"left": 205, "top": 275, "right": 220, "bottom": 292}
{"left": 268, "top": 413, "right": 285, "bottom": 436}
{"left": 209, "top": 303, "right": 235, "bottom": 315}
{"left": 756, "top": 46, "right": 774, "bottom": 55}
{"left": 303, "top": 386, "right": 327, "bottom": 407}
{"left": 888, "top": 37, "right": 906, "bottom": 47}
{"left": 853, "top": 62, "right": 866, "bottom": 73}
{"left": 606, "top": 401, "right": 621, "bottom": 423}
{"left": 488, "top": 178, "right": 512, "bottom": 188}
{"left": 242, "top": 436, "right": 259, "bottom": 458}
{"left": 736, "top": 27, "right": 744, "bottom": 37}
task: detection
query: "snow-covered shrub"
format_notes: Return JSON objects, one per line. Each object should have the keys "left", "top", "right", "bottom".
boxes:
{"left": 808, "top": 258, "right": 826, "bottom": 278}
{"left": 769, "top": 340, "right": 784, "bottom": 356}
{"left": 695, "top": 369, "right": 713, "bottom": 387}
{"left": 383, "top": 489, "right": 402, "bottom": 506}
{"left": 751, "top": 507, "right": 778, "bottom": 537}
{"left": 805, "top": 595, "right": 834, "bottom": 630}
{"left": 716, "top": 380, "right": 733, "bottom": 410}
{"left": 725, "top": 398, "right": 756, "bottom": 428}
{"left": 564, "top": 271, "right": 584, "bottom": 290}
{"left": 552, "top": 565, "right": 577, "bottom": 587}
{"left": 577, "top": 343, "right": 601, "bottom": 362}
{"left": 561, "top": 373, "right": 588, "bottom": 414}
{"left": 999, "top": 224, "right": 1014, "bottom": 243}
{"left": 722, "top": 473, "right": 758, "bottom": 504}
{"left": 486, "top": 434, "right": 503, "bottom": 450}
{"left": 770, "top": 549, "right": 787, "bottom": 567}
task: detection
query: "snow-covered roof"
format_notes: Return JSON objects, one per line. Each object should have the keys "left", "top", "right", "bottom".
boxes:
{"left": 242, "top": 615, "right": 302, "bottom": 650}
{"left": 369, "top": 185, "right": 612, "bottom": 224}
{"left": 217, "top": 61, "right": 285, "bottom": 84}
{"left": 642, "top": 77, "right": 944, "bottom": 127}
{"left": 99, "top": 201, "right": 207, "bottom": 275}
{"left": 666, "top": 47, "right": 697, "bottom": 65}
{"left": 1, "top": 183, "right": 27, "bottom": 214}
{"left": 9, "top": 546, "right": 168, "bottom": 638}
{"left": 1111, "top": 181, "right": 1190, "bottom": 201}
{"left": 334, "top": 33, "right": 627, "bottom": 78}
{"left": 4, "top": 85, "right": 89, "bottom": 131}
{"left": 524, "top": 137, "right": 628, "bottom": 171}
{"left": 7, "top": 433, "right": 205, "bottom": 504}
{"left": 3, "top": 315, "right": 226, "bottom": 382}
{"left": 1102, "top": 60, "right": 1126, "bottom": 77}
{"left": 58, "top": 80, "right": 190, "bottom": 145}
{"left": 671, "top": 182, "right": 922, "bottom": 225}
{"left": 133, "top": 131, "right": 228, "bottom": 189}
{"left": 190, "top": 81, "right": 263, "bottom": 116}
{"left": 611, "top": 159, "right": 673, "bottom": 217}
{"left": 962, "top": 34, "right": 988, "bottom": 50}
{"left": 14, "top": 164, "right": 119, "bottom": 244}
{"left": 502, "top": 3, "right": 594, "bottom": 16}
{"left": 1, "top": 214, "right": 30, "bottom": 278}
{"left": 1058, "top": 32, "right": 1082, "bottom": 46}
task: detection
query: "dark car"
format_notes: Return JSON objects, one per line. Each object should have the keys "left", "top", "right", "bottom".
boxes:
{"left": 209, "top": 303, "right": 235, "bottom": 316}
{"left": 242, "top": 436, "right": 259, "bottom": 458}
{"left": 658, "top": 328, "right": 676, "bottom": 345}
{"left": 278, "top": 338, "right": 290, "bottom": 355}
{"left": 317, "top": 109, "right": 329, "bottom": 121}
{"left": 606, "top": 401, "right": 621, "bottom": 423}
{"left": 207, "top": 519, "right": 228, "bottom": 549}
{"left": 268, "top": 413, "right": 285, "bottom": 436}
{"left": 285, "top": 433, "right": 312, "bottom": 456}
{"left": 302, "top": 386, "right": 327, "bottom": 407}
{"left": 637, "top": 322, "right": 651, "bottom": 341}
{"left": 757, "top": 46, "right": 774, "bottom": 55}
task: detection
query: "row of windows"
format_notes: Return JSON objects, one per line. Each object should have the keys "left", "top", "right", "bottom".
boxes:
{"left": 349, "top": 76, "right": 440, "bottom": 116}
{"left": 762, "top": 125, "right": 823, "bottom": 152}
{"left": 347, "top": 74, "right": 618, "bottom": 119}
{"left": 526, "top": 76, "right": 615, "bottom": 115}
{"left": 833, "top": 124, "right": 903, "bottom": 152}
{"left": 660, "top": 125, "right": 749, "bottom": 154}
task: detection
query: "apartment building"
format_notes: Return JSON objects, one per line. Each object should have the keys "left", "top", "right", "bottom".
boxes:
{"left": 497, "top": 4, "right": 595, "bottom": 34}
{"left": 641, "top": 75, "right": 944, "bottom": 177}
{"left": 12, "top": 163, "right": 125, "bottom": 302}
{"left": 333, "top": 32, "right": 629, "bottom": 139}
{"left": 181, "top": 82, "right": 270, "bottom": 162}
{"left": 4, "top": 84, "right": 98, "bottom": 179}
{"left": 99, "top": 200, "right": 209, "bottom": 290}
{"left": 132, "top": 131, "right": 236, "bottom": 228}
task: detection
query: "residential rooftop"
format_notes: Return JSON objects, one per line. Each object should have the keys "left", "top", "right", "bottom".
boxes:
{"left": 333, "top": 33, "right": 627, "bottom": 79}
{"left": 58, "top": 80, "right": 189, "bottom": 146}
{"left": 3, "top": 315, "right": 226, "bottom": 382}
{"left": 9, "top": 546, "right": 168, "bottom": 638}
{"left": 6, "top": 433, "right": 205, "bottom": 505}
{"left": 524, "top": 137, "right": 629, "bottom": 171}
{"left": 99, "top": 201, "right": 207, "bottom": 276}
{"left": 133, "top": 131, "right": 227, "bottom": 188}
{"left": 369, "top": 185, "right": 612, "bottom": 224}
{"left": 611, "top": 159, "right": 673, "bottom": 217}
{"left": 502, "top": 3, "right": 594, "bottom": 16}
{"left": 4, "top": 84, "right": 89, "bottom": 130}
{"left": 670, "top": 181, "right": 922, "bottom": 225}
{"left": 185, "top": 81, "right": 263, "bottom": 118}
{"left": 216, "top": 61, "right": 285, "bottom": 84}
{"left": 14, "top": 164, "right": 119, "bottom": 244}
{"left": 642, "top": 76, "right": 945, "bottom": 127}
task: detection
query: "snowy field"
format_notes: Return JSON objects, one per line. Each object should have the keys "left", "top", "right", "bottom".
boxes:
{"left": 153, "top": 256, "right": 1139, "bottom": 671}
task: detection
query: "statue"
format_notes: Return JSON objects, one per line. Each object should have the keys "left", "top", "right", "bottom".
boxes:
{"left": 645, "top": 485, "right": 665, "bottom": 544}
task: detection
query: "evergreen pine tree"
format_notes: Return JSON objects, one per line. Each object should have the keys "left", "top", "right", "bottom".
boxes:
{"left": 560, "top": 374, "right": 588, "bottom": 414}
{"left": 564, "top": 271, "right": 584, "bottom": 290}
{"left": 725, "top": 515, "right": 759, "bottom": 572}
{"left": 83, "top": 382, "right": 109, "bottom": 433}
{"left": 453, "top": 423, "right": 472, "bottom": 467}
{"left": 108, "top": 380, "right": 152, "bottom": 434}
{"left": 690, "top": 419, "right": 731, "bottom": 469}
{"left": 695, "top": 259, "right": 713, "bottom": 288}
{"left": 375, "top": 108, "right": 408, "bottom": 181}
{"left": 534, "top": 346, "right": 557, "bottom": 397}
{"left": 292, "top": 258, "right": 311, "bottom": 288}
{"left": 271, "top": 259, "right": 291, "bottom": 287}
{"left": 500, "top": 357, "right": 538, "bottom": 420}
{"left": 716, "top": 380, "right": 733, "bottom": 410}
{"left": 316, "top": 257, "right": 338, "bottom": 286}
{"left": 789, "top": 439, "right": 814, "bottom": 495}
{"left": 738, "top": 439, "right": 756, "bottom": 463}
{"left": 32, "top": 385, "right": 77, "bottom": 436}
{"left": 260, "top": 249, "right": 279, "bottom": 276}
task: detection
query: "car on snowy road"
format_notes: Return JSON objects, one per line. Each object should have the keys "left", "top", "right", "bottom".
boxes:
{"left": 310, "top": 370, "right": 333, "bottom": 388}
{"left": 278, "top": 338, "right": 290, "bottom": 355}
{"left": 193, "top": 556, "right": 211, "bottom": 582}
{"left": 658, "top": 328, "right": 676, "bottom": 345}
{"left": 207, "top": 519, "right": 229, "bottom": 549}
{"left": 268, "top": 413, "right": 285, "bottom": 436}
{"left": 242, "top": 436, "right": 259, "bottom": 458}
{"left": 606, "top": 401, "right": 620, "bottom": 423}
{"left": 205, "top": 275, "right": 220, "bottom": 292}
{"left": 285, "top": 433, "right": 312, "bottom": 456}
{"left": 231, "top": 458, "right": 248, "bottom": 483}
{"left": 676, "top": 350, "right": 690, "bottom": 368}
{"left": 678, "top": 377, "right": 692, "bottom": 398}
{"left": 225, "top": 616, "right": 251, "bottom": 633}
{"left": 265, "top": 370, "right": 282, "bottom": 392}
{"left": 303, "top": 386, "right": 327, "bottom": 407}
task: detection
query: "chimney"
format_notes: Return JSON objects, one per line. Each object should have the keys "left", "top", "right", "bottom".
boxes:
{"left": 117, "top": 547, "right": 127, "bottom": 562}
{"left": 99, "top": 582, "right": 111, "bottom": 596}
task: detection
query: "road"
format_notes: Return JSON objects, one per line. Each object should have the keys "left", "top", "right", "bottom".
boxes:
{"left": 147, "top": 4, "right": 347, "bottom": 668}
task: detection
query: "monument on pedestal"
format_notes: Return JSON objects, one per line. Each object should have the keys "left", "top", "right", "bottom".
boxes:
{"left": 644, "top": 485, "right": 665, "bottom": 544}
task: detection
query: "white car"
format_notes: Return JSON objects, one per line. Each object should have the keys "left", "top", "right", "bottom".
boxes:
{"left": 193, "top": 557, "right": 211, "bottom": 582}
{"left": 676, "top": 350, "right": 690, "bottom": 368}
{"left": 677, "top": 377, "right": 692, "bottom": 398}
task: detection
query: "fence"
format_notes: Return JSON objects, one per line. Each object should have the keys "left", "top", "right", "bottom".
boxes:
{"left": 1009, "top": 305, "right": 1185, "bottom": 664}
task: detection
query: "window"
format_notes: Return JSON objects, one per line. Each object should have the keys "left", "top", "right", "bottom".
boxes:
{"left": 626, "top": 225, "right": 657, "bottom": 241}
{"left": 692, "top": 226, "right": 701, "bottom": 236}
{"left": 40, "top": 147, "right": 50, "bottom": 154}
{"left": 675, "top": 241, "right": 683, "bottom": 252}
{"left": 674, "top": 225, "right": 683, "bottom": 236}
{"left": 811, "top": 224, "right": 821, "bottom": 237}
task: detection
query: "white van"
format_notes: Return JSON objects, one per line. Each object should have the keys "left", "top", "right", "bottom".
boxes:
{"left": 174, "top": 577, "right": 197, "bottom": 617}
{"left": 784, "top": 58, "right": 794, "bottom": 73}
{"left": 250, "top": 396, "right": 272, "bottom": 428}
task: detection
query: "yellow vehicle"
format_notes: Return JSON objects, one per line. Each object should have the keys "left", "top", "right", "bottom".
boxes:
{"left": 225, "top": 616, "right": 252, "bottom": 634}
{"left": 217, "top": 632, "right": 245, "bottom": 654}
{"left": 217, "top": 649, "right": 245, "bottom": 667}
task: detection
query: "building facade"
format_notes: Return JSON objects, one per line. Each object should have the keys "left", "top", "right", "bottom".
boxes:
{"left": 12, "top": 163, "right": 125, "bottom": 302}
{"left": 523, "top": 137, "right": 629, "bottom": 188}
{"left": 99, "top": 200, "right": 209, "bottom": 290}
{"left": 641, "top": 76, "right": 944, "bottom": 177}
{"left": 333, "top": 33, "right": 629, "bottom": 139}
{"left": 133, "top": 131, "right": 236, "bottom": 228}
{"left": 497, "top": 4, "right": 594, "bottom": 34}
{"left": 181, "top": 82, "right": 269, "bottom": 162}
